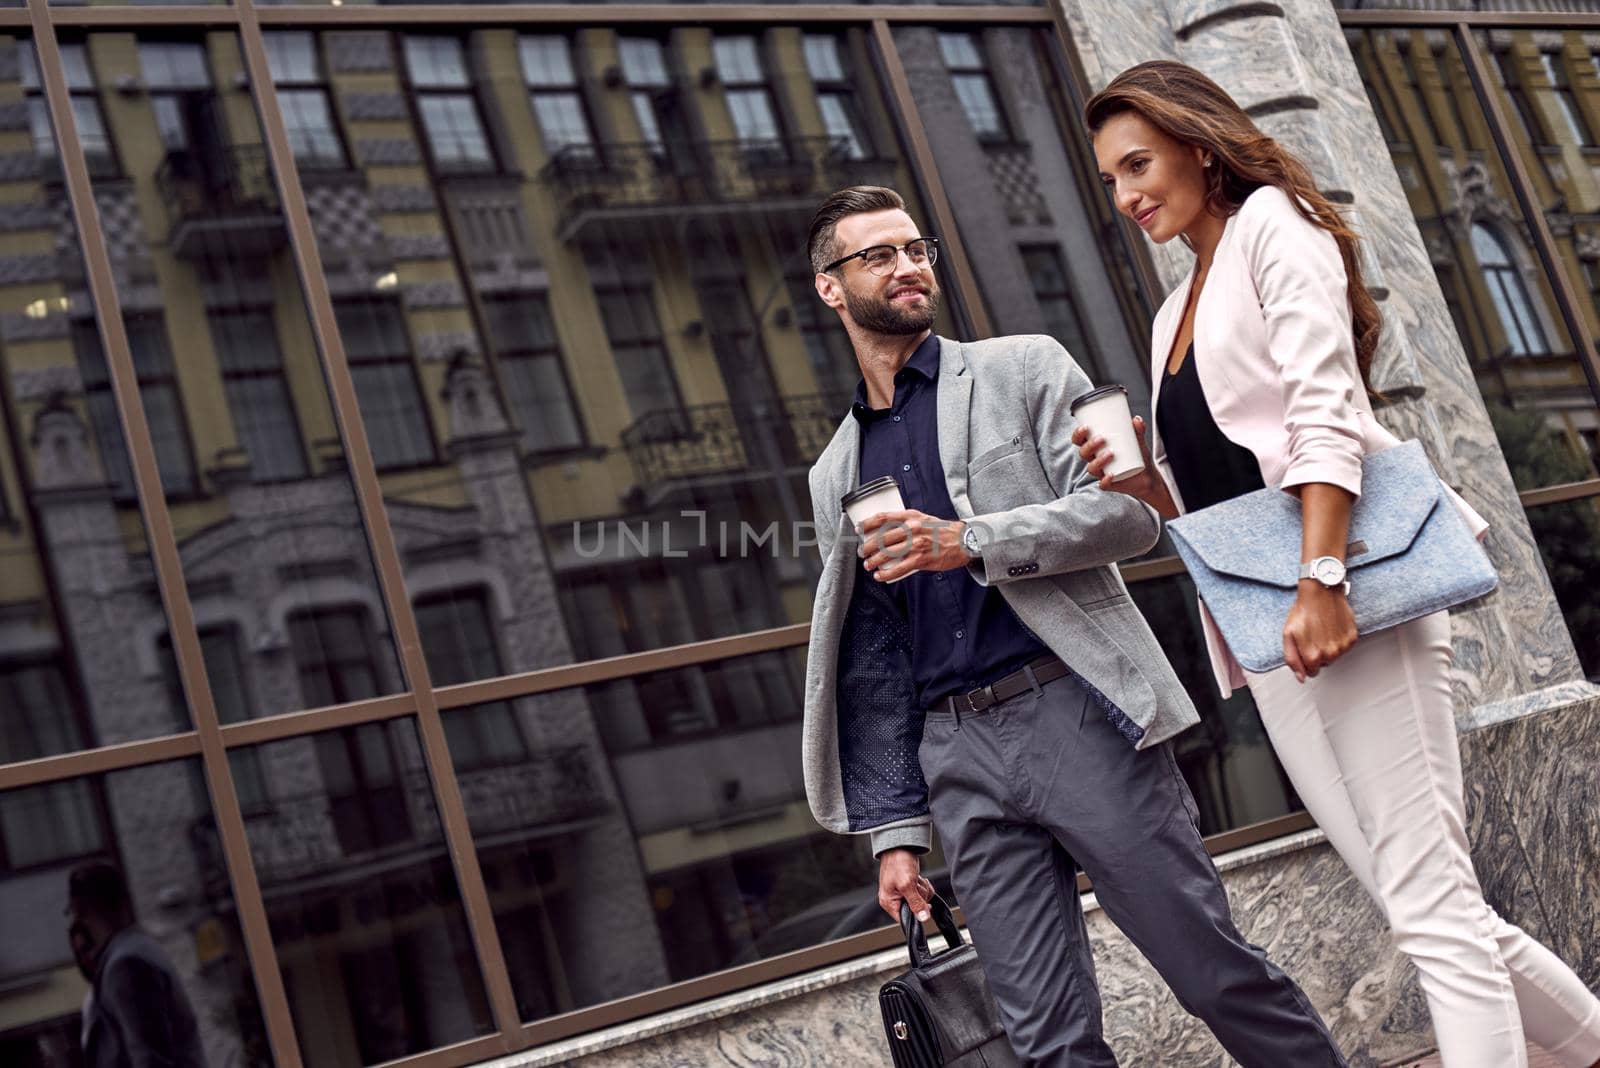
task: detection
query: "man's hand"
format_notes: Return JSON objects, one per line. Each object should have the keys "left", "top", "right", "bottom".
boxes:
{"left": 858, "top": 509, "right": 970, "bottom": 583}
{"left": 878, "top": 848, "right": 936, "bottom": 922}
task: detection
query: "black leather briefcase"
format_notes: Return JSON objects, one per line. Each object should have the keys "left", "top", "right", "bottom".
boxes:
{"left": 877, "top": 895, "right": 1020, "bottom": 1067}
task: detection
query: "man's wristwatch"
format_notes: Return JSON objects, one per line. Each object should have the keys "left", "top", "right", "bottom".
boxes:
{"left": 1299, "top": 555, "right": 1349, "bottom": 594}
{"left": 961, "top": 523, "right": 984, "bottom": 558}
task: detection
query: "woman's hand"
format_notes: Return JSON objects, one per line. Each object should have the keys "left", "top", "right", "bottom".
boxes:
{"left": 1282, "top": 581, "right": 1358, "bottom": 682}
{"left": 1071, "top": 416, "right": 1178, "bottom": 519}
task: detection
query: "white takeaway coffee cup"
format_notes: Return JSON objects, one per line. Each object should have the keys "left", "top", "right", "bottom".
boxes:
{"left": 841, "top": 475, "right": 916, "bottom": 584}
{"left": 1070, "top": 384, "right": 1145, "bottom": 482}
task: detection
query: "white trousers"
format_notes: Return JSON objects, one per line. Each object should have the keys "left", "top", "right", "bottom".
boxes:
{"left": 1246, "top": 611, "right": 1600, "bottom": 1068}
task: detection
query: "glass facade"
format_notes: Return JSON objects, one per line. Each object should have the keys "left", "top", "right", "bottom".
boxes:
{"left": 1346, "top": 22, "right": 1600, "bottom": 676}
{"left": 1, "top": 6, "right": 1596, "bottom": 1068}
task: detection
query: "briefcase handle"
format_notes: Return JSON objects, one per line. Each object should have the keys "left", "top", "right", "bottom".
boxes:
{"left": 899, "top": 894, "right": 966, "bottom": 968}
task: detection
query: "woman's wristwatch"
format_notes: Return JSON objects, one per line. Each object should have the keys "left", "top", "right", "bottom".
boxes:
{"left": 1299, "top": 555, "right": 1350, "bottom": 595}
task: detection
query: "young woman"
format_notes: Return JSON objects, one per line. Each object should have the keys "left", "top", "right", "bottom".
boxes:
{"left": 1078, "top": 60, "right": 1600, "bottom": 1068}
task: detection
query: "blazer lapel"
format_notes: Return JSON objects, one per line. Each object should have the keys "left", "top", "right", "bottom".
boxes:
{"left": 934, "top": 337, "right": 974, "bottom": 518}
{"left": 819, "top": 410, "right": 862, "bottom": 553}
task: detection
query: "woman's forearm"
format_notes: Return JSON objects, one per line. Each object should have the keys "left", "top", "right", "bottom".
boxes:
{"left": 1295, "top": 482, "right": 1355, "bottom": 568}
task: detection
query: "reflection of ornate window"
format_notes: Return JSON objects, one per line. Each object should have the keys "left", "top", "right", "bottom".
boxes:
{"left": 804, "top": 34, "right": 870, "bottom": 160}
{"left": 1540, "top": 52, "right": 1591, "bottom": 147}
{"left": 72, "top": 314, "right": 198, "bottom": 500}
{"left": 713, "top": 35, "right": 783, "bottom": 148}
{"left": 619, "top": 36, "right": 673, "bottom": 154}
{"left": 415, "top": 593, "right": 526, "bottom": 770}
{"left": 595, "top": 281, "right": 684, "bottom": 422}
{"left": 0, "top": 658, "right": 85, "bottom": 763}
{"left": 314, "top": 723, "right": 413, "bottom": 854}
{"left": 0, "top": 780, "right": 103, "bottom": 871}
{"left": 1492, "top": 49, "right": 1546, "bottom": 147}
{"left": 289, "top": 608, "right": 381, "bottom": 707}
{"left": 482, "top": 292, "right": 585, "bottom": 454}
{"left": 1020, "top": 244, "right": 1099, "bottom": 379}
{"left": 158, "top": 626, "right": 253, "bottom": 725}
{"left": 1470, "top": 223, "right": 1550, "bottom": 357}
{"left": 404, "top": 36, "right": 496, "bottom": 171}
{"left": 139, "top": 41, "right": 213, "bottom": 152}
{"left": 334, "top": 298, "right": 436, "bottom": 471}
{"left": 208, "top": 307, "right": 308, "bottom": 482}
{"left": 19, "top": 42, "right": 116, "bottom": 176}
{"left": 520, "top": 35, "right": 597, "bottom": 159}
{"left": 781, "top": 234, "right": 856, "bottom": 400}
{"left": 939, "top": 31, "right": 1009, "bottom": 142}
{"left": 157, "top": 628, "right": 272, "bottom": 812}
{"left": 264, "top": 32, "right": 347, "bottom": 169}
{"left": 1397, "top": 42, "right": 1444, "bottom": 147}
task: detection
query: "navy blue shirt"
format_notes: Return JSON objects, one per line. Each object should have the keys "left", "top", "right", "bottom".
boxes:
{"left": 853, "top": 334, "right": 1050, "bottom": 709}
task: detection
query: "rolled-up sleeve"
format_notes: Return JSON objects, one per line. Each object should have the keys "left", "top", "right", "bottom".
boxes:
{"left": 1239, "top": 190, "right": 1366, "bottom": 497}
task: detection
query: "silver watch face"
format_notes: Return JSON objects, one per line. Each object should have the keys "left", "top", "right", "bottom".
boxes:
{"left": 1312, "top": 557, "right": 1346, "bottom": 586}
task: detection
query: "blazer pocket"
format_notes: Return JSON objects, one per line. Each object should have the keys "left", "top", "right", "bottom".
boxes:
{"left": 968, "top": 435, "right": 1027, "bottom": 476}
{"left": 1081, "top": 592, "right": 1133, "bottom": 612}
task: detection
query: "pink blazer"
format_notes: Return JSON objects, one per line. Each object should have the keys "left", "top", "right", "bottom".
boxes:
{"left": 1147, "top": 185, "right": 1489, "bottom": 696}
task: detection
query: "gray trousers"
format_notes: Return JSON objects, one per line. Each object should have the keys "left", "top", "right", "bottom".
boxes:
{"left": 917, "top": 670, "right": 1347, "bottom": 1067}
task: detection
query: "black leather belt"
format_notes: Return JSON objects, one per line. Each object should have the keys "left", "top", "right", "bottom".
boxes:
{"left": 941, "top": 654, "right": 1069, "bottom": 716}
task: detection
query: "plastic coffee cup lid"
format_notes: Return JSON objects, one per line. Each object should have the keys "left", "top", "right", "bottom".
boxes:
{"left": 1069, "top": 384, "right": 1128, "bottom": 415}
{"left": 841, "top": 475, "right": 899, "bottom": 510}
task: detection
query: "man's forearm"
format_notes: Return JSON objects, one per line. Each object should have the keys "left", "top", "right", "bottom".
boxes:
{"left": 965, "top": 491, "right": 1161, "bottom": 585}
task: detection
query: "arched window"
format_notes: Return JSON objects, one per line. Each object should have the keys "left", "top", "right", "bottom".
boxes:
{"left": 1471, "top": 223, "right": 1550, "bottom": 356}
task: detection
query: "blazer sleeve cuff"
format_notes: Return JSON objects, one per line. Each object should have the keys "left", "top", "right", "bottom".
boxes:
{"left": 871, "top": 822, "right": 932, "bottom": 858}
{"left": 961, "top": 512, "right": 1039, "bottom": 585}
{"left": 1278, "top": 456, "right": 1363, "bottom": 498}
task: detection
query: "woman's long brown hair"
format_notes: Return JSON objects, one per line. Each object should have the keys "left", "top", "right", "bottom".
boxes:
{"left": 1085, "top": 60, "right": 1381, "bottom": 395}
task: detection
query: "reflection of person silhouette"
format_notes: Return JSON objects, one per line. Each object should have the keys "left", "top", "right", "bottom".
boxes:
{"left": 66, "top": 861, "right": 208, "bottom": 1068}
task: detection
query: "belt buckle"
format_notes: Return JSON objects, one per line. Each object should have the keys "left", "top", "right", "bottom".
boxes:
{"left": 967, "top": 684, "right": 996, "bottom": 713}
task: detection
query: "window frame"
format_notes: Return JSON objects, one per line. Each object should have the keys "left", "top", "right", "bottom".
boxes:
{"left": 519, "top": 33, "right": 601, "bottom": 162}
{"left": 333, "top": 297, "right": 439, "bottom": 473}
{"left": 208, "top": 304, "right": 311, "bottom": 484}
{"left": 264, "top": 31, "right": 350, "bottom": 171}
{"left": 938, "top": 30, "right": 1013, "bottom": 144}
{"left": 403, "top": 33, "right": 500, "bottom": 174}
{"left": 480, "top": 291, "right": 588, "bottom": 457}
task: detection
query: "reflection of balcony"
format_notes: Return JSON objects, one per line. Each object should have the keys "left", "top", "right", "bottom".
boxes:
{"left": 619, "top": 394, "right": 846, "bottom": 490}
{"left": 455, "top": 745, "right": 609, "bottom": 841}
{"left": 190, "top": 745, "right": 607, "bottom": 894}
{"left": 542, "top": 137, "right": 897, "bottom": 242}
{"left": 155, "top": 144, "right": 287, "bottom": 260}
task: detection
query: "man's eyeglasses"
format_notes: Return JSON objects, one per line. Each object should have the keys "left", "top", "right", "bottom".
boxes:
{"left": 824, "top": 236, "right": 940, "bottom": 277}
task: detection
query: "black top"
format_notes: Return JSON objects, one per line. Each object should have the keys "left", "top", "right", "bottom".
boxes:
{"left": 1155, "top": 343, "right": 1266, "bottom": 512}
{"left": 852, "top": 334, "right": 1049, "bottom": 710}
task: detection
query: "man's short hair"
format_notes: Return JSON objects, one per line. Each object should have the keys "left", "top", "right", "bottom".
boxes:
{"left": 808, "top": 186, "right": 907, "bottom": 274}
{"left": 68, "top": 860, "right": 133, "bottom": 920}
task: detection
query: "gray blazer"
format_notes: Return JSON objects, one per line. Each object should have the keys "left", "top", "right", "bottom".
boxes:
{"left": 802, "top": 335, "right": 1201, "bottom": 857}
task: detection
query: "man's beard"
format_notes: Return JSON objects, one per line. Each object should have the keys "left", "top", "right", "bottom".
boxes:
{"left": 843, "top": 281, "right": 939, "bottom": 336}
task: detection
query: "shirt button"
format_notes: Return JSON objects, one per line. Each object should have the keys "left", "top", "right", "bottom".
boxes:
{"left": 954, "top": 630, "right": 965, "bottom": 639}
{"left": 935, "top": 574, "right": 944, "bottom": 582}
{"left": 893, "top": 415, "right": 901, "bottom": 422}
{"left": 902, "top": 464, "right": 911, "bottom": 472}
